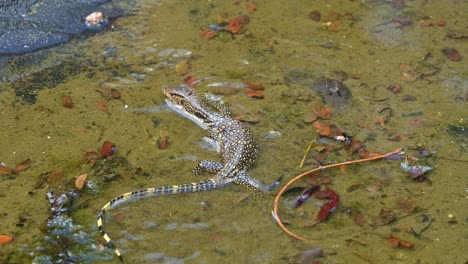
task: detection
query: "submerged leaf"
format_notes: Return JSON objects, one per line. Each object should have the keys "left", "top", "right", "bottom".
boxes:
{"left": 15, "top": 159, "right": 31, "bottom": 172}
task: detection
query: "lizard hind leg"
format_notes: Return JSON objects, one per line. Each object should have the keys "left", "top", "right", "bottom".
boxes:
{"left": 192, "top": 160, "right": 224, "bottom": 176}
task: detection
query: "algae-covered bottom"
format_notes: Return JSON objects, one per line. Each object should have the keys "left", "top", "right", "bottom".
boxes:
{"left": 0, "top": 0, "right": 466, "bottom": 263}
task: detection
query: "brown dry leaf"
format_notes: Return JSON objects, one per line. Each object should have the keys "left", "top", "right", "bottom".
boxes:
{"left": 0, "top": 164, "right": 12, "bottom": 175}
{"left": 399, "top": 239, "right": 415, "bottom": 248}
{"left": 386, "top": 235, "right": 400, "bottom": 247}
{"left": 0, "top": 235, "right": 13, "bottom": 245}
{"left": 46, "top": 169, "right": 64, "bottom": 184}
{"left": 395, "top": 199, "right": 417, "bottom": 214}
{"left": 75, "top": 174, "right": 88, "bottom": 190}
{"left": 62, "top": 95, "right": 74, "bottom": 108}
{"left": 316, "top": 107, "right": 332, "bottom": 119}
{"left": 347, "top": 139, "right": 363, "bottom": 154}
{"left": 313, "top": 121, "right": 331, "bottom": 136}
{"left": 245, "top": 90, "right": 264, "bottom": 99}
{"left": 399, "top": 64, "right": 412, "bottom": 72}
{"left": 97, "top": 100, "right": 108, "bottom": 112}
{"left": 15, "top": 159, "right": 31, "bottom": 172}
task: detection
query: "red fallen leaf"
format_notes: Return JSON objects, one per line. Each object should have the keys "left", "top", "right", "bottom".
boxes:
{"left": 0, "top": 164, "right": 12, "bottom": 175}
{"left": 420, "top": 20, "right": 432, "bottom": 27}
{"left": 200, "top": 28, "right": 217, "bottom": 39}
{"left": 399, "top": 239, "right": 415, "bottom": 248}
{"left": 228, "top": 18, "right": 241, "bottom": 33}
{"left": 243, "top": 80, "right": 265, "bottom": 90}
{"left": 101, "top": 141, "right": 116, "bottom": 157}
{"left": 314, "top": 188, "right": 339, "bottom": 222}
{"left": 386, "top": 235, "right": 400, "bottom": 247}
{"left": 184, "top": 76, "right": 199, "bottom": 87}
{"left": 0, "top": 235, "right": 13, "bottom": 245}
{"left": 386, "top": 235, "right": 415, "bottom": 248}
{"left": 313, "top": 121, "right": 342, "bottom": 137}
{"left": 316, "top": 107, "right": 332, "bottom": 119}
{"left": 399, "top": 64, "right": 411, "bottom": 72}
{"left": 313, "top": 121, "right": 332, "bottom": 136}
{"left": 245, "top": 90, "right": 264, "bottom": 99}
{"left": 436, "top": 20, "right": 445, "bottom": 26}
{"left": 15, "top": 159, "right": 31, "bottom": 172}
{"left": 97, "top": 100, "right": 108, "bottom": 112}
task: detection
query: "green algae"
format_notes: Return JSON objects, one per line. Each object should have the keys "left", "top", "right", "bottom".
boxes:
{"left": 0, "top": 0, "right": 466, "bottom": 263}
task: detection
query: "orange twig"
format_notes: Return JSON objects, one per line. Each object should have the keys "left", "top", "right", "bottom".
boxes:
{"left": 272, "top": 147, "right": 403, "bottom": 241}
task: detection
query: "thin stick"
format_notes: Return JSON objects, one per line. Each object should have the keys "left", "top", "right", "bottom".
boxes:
{"left": 299, "top": 140, "right": 315, "bottom": 169}
{"left": 273, "top": 147, "right": 403, "bottom": 241}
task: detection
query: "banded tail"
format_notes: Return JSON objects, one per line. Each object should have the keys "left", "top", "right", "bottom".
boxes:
{"left": 96, "top": 179, "right": 220, "bottom": 263}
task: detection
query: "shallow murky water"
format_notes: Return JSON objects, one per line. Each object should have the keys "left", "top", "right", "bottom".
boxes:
{"left": 0, "top": 0, "right": 467, "bottom": 263}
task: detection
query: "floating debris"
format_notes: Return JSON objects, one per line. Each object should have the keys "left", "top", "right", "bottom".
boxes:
{"left": 262, "top": 130, "right": 282, "bottom": 139}
{"left": 315, "top": 188, "right": 339, "bottom": 222}
{"left": 294, "top": 185, "right": 320, "bottom": 208}
{"left": 400, "top": 158, "right": 433, "bottom": 179}
{"left": 85, "top": 12, "right": 109, "bottom": 31}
